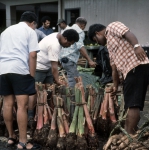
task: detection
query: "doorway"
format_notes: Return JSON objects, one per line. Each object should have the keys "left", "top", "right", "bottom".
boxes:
{"left": 65, "top": 8, "right": 80, "bottom": 26}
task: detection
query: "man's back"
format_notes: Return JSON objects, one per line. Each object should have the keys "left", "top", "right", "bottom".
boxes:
{"left": 0, "top": 22, "right": 39, "bottom": 75}
{"left": 37, "top": 32, "right": 61, "bottom": 70}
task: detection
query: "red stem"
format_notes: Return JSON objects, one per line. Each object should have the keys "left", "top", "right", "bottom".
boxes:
{"left": 62, "top": 109, "right": 69, "bottom": 134}
{"left": 51, "top": 108, "right": 57, "bottom": 130}
{"left": 36, "top": 91, "right": 44, "bottom": 129}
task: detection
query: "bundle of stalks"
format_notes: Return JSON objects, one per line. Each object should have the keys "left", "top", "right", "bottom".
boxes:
{"left": 76, "top": 87, "right": 88, "bottom": 150}
{"left": 65, "top": 86, "right": 79, "bottom": 150}
{"left": 87, "top": 86, "right": 96, "bottom": 115}
{"left": 46, "top": 108, "right": 58, "bottom": 149}
{"left": 46, "top": 92, "right": 70, "bottom": 149}
{"left": 97, "top": 83, "right": 120, "bottom": 137}
{"left": 103, "top": 132, "right": 149, "bottom": 150}
{"left": 56, "top": 96, "right": 68, "bottom": 150}
{"left": 75, "top": 77, "right": 99, "bottom": 150}
{"left": 92, "top": 88, "right": 104, "bottom": 125}
{"left": 33, "top": 83, "right": 51, "bottom": 145}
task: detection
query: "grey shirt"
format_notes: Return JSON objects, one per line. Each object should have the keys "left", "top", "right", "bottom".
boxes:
{"left": 35, "top": 29, "right": 46, "bottom": 42}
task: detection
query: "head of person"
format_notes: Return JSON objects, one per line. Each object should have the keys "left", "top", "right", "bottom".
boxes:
{"left": 88, "top": 24, "right": 107, "bottom": 46}
{"left": 76, "top": 17, "right": 87, "bottom": 30}
{"left": 57, "top": 19, "right": 67, "bottom": 30}
{"left": 60, "top": 29, "right": 79, "bottom": 48}
{"left": 41, "top": 16, "right": 51, "bottom": 29}
{"left": 20, "top": 11, "right": 38, "bottom": 30}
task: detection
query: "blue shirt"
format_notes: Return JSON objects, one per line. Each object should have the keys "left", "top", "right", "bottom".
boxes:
{"left": 35, "top": 29, "right": 46, "bottom": 42}
{"left": 0, "top": 22, "right": 40, "bottom": 75}
{"left": 59, "top": 24, "right": 85, "bottom": 64}
{"left": 38, "top": 26, "right": 53, "bottom": 35}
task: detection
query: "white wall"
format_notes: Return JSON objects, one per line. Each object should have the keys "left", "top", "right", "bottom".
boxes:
{"left": 62, "top": 0, "right": 149, "bottom": 44}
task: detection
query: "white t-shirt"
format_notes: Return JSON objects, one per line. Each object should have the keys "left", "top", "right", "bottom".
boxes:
{"left": 0, "top": 22, "right": 39, "bottom": 75}
{"left": 37, "top": 33, "right": 61, "bottom": 70}
{"left": 61, "top": 25, "right": 71, "bottom": 34}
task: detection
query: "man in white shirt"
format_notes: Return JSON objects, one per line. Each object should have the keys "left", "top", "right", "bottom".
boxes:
{"left": 57, "top": 19, "right": 71, "bottom": 34}
{"left": 28, "top": 29, "right": 79, "bottom": 122}
{"left": 0, "top": 11, "right": 41, "bottom": 149}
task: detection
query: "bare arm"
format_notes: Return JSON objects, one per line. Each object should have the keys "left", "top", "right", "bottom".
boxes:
{"left": 80, "top": 46, "right": 97, "bottom": 67}
{"left": 111, "top": 64, "right": 119, "bottom": 95}
{"left": 29, "top": 51, "right": 37, "bottom": 77}
{"left": 123, "top": 31, "right": 146, "bottom": 61}
{"left": 51, "top": 61, "right": 62, "bottom": 85}
{"left": 111, "top": 64, "right": 119, "bottom": 89}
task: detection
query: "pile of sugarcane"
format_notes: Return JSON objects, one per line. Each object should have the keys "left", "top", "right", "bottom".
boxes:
{"left": 32, "top": 77, "right": 100, "bottom": 149}
{"left": 96, "top": 83, "right": 121, "bottom": 137}
{"left": 103, "top": 128, "right": 149, "bottom": 150}
{"left": 103, "top": 94, "right": 149, "bottom": 150}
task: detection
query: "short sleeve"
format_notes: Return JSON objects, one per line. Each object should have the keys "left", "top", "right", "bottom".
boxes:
{"left": 76, "top": 32, "right": 85, "bottom": 50}
{"left": 107, "top": 22, "right": 129, "bottom": 38}
{"left": 28, "top": 30, "right": 40, "bottom": 53}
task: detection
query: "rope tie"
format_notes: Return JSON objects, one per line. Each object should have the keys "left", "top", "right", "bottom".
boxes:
{"left": 70, "top": 100, "right": 87, "bottom": 106}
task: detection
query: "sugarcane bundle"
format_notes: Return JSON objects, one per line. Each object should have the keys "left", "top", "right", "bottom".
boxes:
{"left": 90, "top": 87, "right": 104, "bottom": 125}
{"left": 46, "top": 94, "right": 70, "bottom": 150}
{"left": 86, "top": 85, "right": 96, "bottom": 115}
{"left": 33, "top": 83, "right": 52, "bottom": 145}
{"left": 75, "top": 77, "right": 99, "bottom": 150}
{"left": 97, "top": 83, "right": 121, "bottom": 137}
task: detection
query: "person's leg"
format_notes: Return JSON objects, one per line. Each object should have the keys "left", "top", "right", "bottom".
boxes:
{"left": 44, "top": 68, "right": 53, "bottom": 89}
{"left": 123, "top": 64, "right": 149, "bottom": 135}
{"left": 3, "top": 95, "right": 16, "bottom": 144}
{"left": 16, "top": 95, "right": 36, "bottom": 149}
{"left": 125, "top": 107, "right": 140, "bottom": 134}
{"left": 16, "top": 95, "right": 28, "bottom": 143}
{"left": 62, "top": 61, "right": 79, "bottom": 88}
{"left": 28, "top": 95, "right": 36, "bottom": 119}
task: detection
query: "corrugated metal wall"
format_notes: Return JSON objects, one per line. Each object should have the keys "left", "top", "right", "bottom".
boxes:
{"left": 62, "top": 0, "right": 149, "bottom": 44}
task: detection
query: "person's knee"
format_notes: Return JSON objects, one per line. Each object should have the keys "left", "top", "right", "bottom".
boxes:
{"left": 17, "top": 103, "right": 28, "bottom": 110}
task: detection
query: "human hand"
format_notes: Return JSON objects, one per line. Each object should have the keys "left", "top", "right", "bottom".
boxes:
{"left": 88, "top": 60, "right": 97, "bottom": 68}
{"left": 134, "top": 47, "right": 147, "bottom": 61}
{"left": 111, "top": 86, "right": 118, "bottom": 97}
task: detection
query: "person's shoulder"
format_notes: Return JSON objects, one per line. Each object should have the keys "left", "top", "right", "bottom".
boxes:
{"left": 38, "top": 26, "right": 43, "bottom": 30}
{"left": 35, "top": 29, "right": 43, "bottom": 34}
{"left": 108, "top": 21, "right": 124, "bottom": 28}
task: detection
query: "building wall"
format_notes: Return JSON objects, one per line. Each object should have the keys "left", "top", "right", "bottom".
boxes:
{"left": 62, "top": 0, "right": 149, "bottom": 44}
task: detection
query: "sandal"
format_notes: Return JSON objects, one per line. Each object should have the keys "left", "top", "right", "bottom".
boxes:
{"left": 6, "top": 137, "right": 18, "bottom": 147}
{"left": 17, "top": 142, "right": 42, "bottom": 150}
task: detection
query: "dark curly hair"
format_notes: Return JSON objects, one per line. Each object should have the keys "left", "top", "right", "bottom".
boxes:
{"left": 41, "top": 16, "right": 51, "bottom": 23}
{"left": 62, "top": 29, "right": 79, "bottom": 42}
{"left": 88, "top": 24, "right": 106, "bottom": 42}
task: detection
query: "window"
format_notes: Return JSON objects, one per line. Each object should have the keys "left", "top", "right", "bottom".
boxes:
{"left": 65, "top": 8, "right": 80, "bottom": 26}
